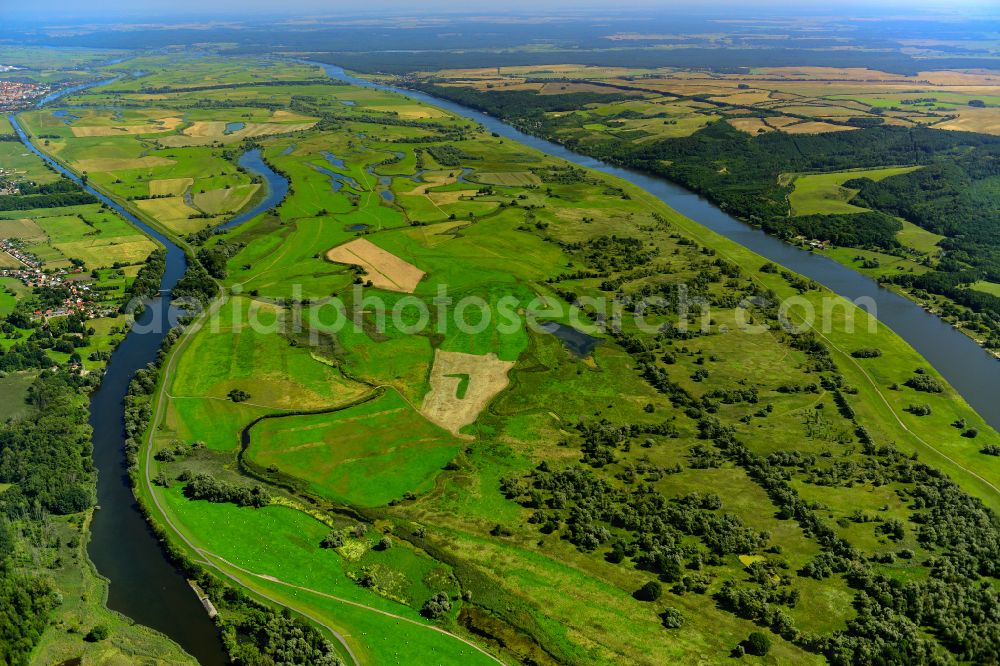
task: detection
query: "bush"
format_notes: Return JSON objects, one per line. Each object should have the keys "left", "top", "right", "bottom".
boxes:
{"left": 228, "top": 388, "right": 251, "bottom": 403}
{"left": 745, "top": 631, "right": 771, "bottom": 656}
{"left": 84, "top": 625, "right": 109, "bottom": 642}
{"left": 661, "top": 607, "right": 684, "bottom": 628}
{"left": 421, "top": 592, "right": 452, "bottom": 619}
{"left": 904, "top": 375, "right": 943, "bottom": 393}
{"left": 320, "top": 531, "right": 344, "bottom": 549}
{"left": 634, "top": 580, "right": 662, "bottom": 601}
{"left": 851, "top": 347, "right": 882, "bottom": 358}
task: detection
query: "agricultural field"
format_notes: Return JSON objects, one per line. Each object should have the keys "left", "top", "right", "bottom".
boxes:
{"left": 0, "top": 120, "right": 159, "bottom": 371}
{"left": 402, "top": 64, "right": 1000, "bottom": 355}
{"left": 22, "top": 53, "right": 1000, "bottom": 666}
{"left": 405, "top": 64, "right": 1000, "bottom": 136}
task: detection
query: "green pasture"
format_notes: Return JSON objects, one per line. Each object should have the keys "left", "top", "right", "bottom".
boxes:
{"left": 786, "top": 165, "right": 920, "bottom": 216}
{"left": 248, "top": 390, "right": 461, "bottom": 507}
{"left": 157, "top": 484, "right": 494, "bottom": 665}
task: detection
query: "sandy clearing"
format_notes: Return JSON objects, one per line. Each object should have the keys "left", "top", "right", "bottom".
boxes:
{"left": 325, "top": 237, "right": 425, "bottom": 293}
{"left": 420, "top": 350, "right": 515, "bottom": 436}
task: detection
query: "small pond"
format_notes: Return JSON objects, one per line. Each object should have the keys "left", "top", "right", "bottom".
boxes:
{"left": 539, "top": 321, "right": 602, "bottom": 358}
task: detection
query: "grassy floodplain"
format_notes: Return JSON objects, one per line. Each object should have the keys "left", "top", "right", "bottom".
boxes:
{"left": 27, "top": 53, "right": 1000, "bottom": 665}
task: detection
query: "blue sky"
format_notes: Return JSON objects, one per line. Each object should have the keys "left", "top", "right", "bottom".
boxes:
{"left": 7, "top": 0, "right": 998, "bottom": 20}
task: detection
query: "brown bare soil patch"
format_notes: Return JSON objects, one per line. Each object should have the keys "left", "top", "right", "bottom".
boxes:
{"left": 420, "top": 350, "right": 515, "bottom": 436}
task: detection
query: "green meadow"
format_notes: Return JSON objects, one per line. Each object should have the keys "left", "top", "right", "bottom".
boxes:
{"left": 30, "top": 54, "right": 1000, "bottom": 665}
{"left": 786, "top": 165, "right": 921, "bottom": 216}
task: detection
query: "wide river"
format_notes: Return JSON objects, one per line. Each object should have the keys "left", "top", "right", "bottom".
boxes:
{"left": 7, "top": 109, "right": 288, "bottom": 663}
{"left": 5, "top": 59, "right": 998, "bottom": 664}
{"left": 316, "top": 62, "right": 1000, "bottom": 433}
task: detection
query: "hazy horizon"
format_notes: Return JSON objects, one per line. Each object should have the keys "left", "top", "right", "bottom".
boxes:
{"left": 5, "top": 0, "right": 999, "bottom": 22}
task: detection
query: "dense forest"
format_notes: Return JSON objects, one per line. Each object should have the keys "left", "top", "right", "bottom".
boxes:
{"left": 0, "top": 372, "right": 98, "bottom": 665}
{"left": 411, "top": 82, "right": 1000, "bottom": 346}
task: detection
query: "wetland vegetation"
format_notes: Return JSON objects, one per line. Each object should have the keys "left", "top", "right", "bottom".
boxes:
{"left": 1, "top": 9, "right": 999, "bottom": 665}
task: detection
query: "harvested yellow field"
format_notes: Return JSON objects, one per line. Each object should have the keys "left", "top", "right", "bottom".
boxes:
{"left": 193, "top": 184, "right": 259, "bottom": 215}
{"left": 72, "top": 156, "right": 176, "bottom": 172}
{"left": 751, "top": 67, "right": 907, "bottom": 81}
{"left": 55, "top": 238, "right": 157, "bottom": 267}
{"left": 183, "top": 121, "right": 317, "bottom": 141}
{"left": 782, "top": 121, "right": 859, "bottom": 134}
{"left": 420, "top": 350, "right": 515, "bottom": 436}
{"left": 765, "top": 116, "right": 805, "bottom": 128}
{"left": 538, "top": 82, "right": 640, "bottom": 96}
{"left": 369, "top": 105, "right": 446, "bottom": 119}
{"left": 325, "top": 238, "right": 425, "bottom": 293}
{"left": 918, "top": 70, "right": 1000, "bottom": 86}
{"left": 70, "top": 117, "right": 182, "bottom": 137}
{"left": 727, "top": 117, "right": 773, "bottom": 134}
{"left": 135, "top": 196, "right": 200, "bottom": 224}
{"left": 148, "top": 177, "right": 193, "bottom": 197}
{"left": 936, "top": 107, "right": 1000, "bottom": 135}
{"left": 183, "top": 121, "right": 230, "bottom": 138}
{"left": 0, "top": 218, "right": 46, "bottom": 242}
{"left": 0, "top": 251, "right": 24, "bottom": 268}
{"left": 710, "top": 90, "right": 774, "bottom": 105}
{"left": 400, "top": 171, "right": 459, "bottom": 196}
{"left": 427, "top": 190, "right": 471, "bottom": 206}
{"left": 271, "top": 109, "right": 315, "bottom": 122}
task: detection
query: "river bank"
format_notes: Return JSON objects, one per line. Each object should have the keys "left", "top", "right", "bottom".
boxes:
{"left": 314, "top": 62, "right": 1000, "bottom": 435}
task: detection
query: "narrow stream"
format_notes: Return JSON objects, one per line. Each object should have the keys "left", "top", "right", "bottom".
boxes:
{"left": 315, "top": 62, "right": 1000, "bottom": 432}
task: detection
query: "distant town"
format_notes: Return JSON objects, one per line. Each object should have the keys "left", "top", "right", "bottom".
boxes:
{"left": 0, "top": 78, "right": 48, "bottom": 112}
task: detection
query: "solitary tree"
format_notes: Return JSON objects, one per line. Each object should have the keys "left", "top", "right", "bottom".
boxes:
{"left": 745, "top": 632, "right": 771, "bottom": 656}
{"left": 634, "top": 580, "right": 662, "bottom": 602}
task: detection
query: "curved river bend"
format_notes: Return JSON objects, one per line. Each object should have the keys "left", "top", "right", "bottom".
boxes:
{"left": 9, "top": 97, "right": 285, "bottom": 662}
{"left": 5, "top": 57, "right": 998, "bottom": 664}
{"left": 316, "top": 63, "right": 1000, "bottom": 432}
